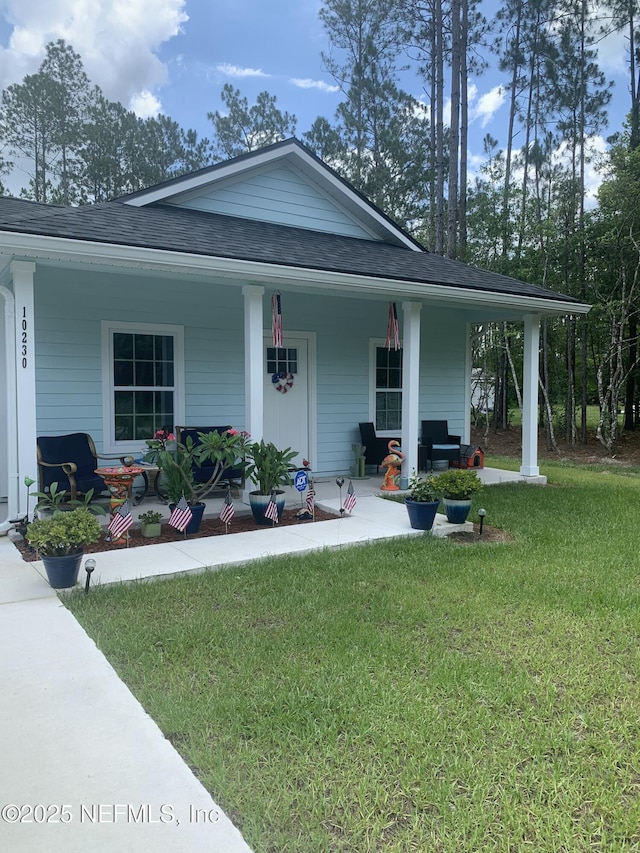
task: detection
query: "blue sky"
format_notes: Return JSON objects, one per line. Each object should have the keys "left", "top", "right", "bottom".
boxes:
{"left": 0, "top": 0, "right": 632, "bottom": 198}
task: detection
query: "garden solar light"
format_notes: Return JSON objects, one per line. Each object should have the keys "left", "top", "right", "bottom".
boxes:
{"left": 84, "top": 558, "right": 96, "bottom": 593}
{"left": 478, "top": 508, "right": 486, "bottom": 536}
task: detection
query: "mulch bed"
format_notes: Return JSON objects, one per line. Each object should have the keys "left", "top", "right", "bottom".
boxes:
{"left": 13, "top": 507, "right": 340, "bottom": 563}
{"left": 446, "top": 523, "right": 514, "bottom": 545}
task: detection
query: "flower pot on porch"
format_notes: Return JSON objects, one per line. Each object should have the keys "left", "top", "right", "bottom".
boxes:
{"left": 404, "top": 498, "right": 440, "bottom": 531}
{"left": 168, "top": 501, "right": 205, "bottom": 534}
{"left": 249, "top": 490, "right": 286, "bottom": 525}
{"left": 442, "top": 497, "right": 472, "bottom": 524}
{"left": 41, "top": 552, "right": 84, "bottom": 589}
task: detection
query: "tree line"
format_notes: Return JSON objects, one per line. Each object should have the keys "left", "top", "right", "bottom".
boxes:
{"left": 1, "top": 1, "right": 639, "bottom": 452}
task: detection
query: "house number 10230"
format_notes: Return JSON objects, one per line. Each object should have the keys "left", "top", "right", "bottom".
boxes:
{"left": 21, "top": 306, "right": 28, "bottom": 368}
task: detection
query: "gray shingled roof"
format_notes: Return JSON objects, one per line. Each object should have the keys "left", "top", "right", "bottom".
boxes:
{"left": 0, "top": 197, "right": 581, "bottom": 305}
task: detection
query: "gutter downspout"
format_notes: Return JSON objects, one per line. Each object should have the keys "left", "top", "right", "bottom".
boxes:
{"left": 0, "top": 283, "right": 18, "bottom": 533}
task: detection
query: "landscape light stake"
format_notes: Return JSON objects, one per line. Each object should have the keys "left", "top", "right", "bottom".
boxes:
{"left": 84, "top": 558, "right": 96, "bottom": 593}
{"left": 478, "top": 508, "right": 486, "bottom": 536}
{"left": 336, "top": 477, "right": 345, "bottom": 515}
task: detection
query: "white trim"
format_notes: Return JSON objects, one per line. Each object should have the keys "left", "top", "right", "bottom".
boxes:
{"left": 520, "top": 314, "right": 540, "bottom": 476}
{"left": 0, "top": 282, "right": 18, "bottom": 529}
{"left": 100, "top": 320, "right": 185, "bottom": 454}
{"left": 0, "top": 231, "right": 590, "bottom": 317}
{"left": 401, "top": 302, "right": 421, "bottom": 478}
{"left": 263, "top": 328, "right": 317, "bottom": 471}
{"left": 122, "top": 140, "right": 418, "bottom": 250}
{"left": 369, "top": 338, "right": 403, "bottom": 436}
{"left": 12, "top": 261, "right": 36, "bottom": 517}
{"left": 243, "top": 285, "right": 264, "bottom": 445}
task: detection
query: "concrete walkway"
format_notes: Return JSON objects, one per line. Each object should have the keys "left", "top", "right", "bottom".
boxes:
{"left": 0, "top": 466, "right": 540, "bottom": 851}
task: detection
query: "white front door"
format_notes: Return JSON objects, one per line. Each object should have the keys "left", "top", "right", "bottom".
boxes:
{"left": 263, "top": 336, "right": 309, "bottom": 467}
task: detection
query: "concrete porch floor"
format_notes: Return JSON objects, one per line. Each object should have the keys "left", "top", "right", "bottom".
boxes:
{"left": 16, "top": 464, "right": 543, "bottom": 590}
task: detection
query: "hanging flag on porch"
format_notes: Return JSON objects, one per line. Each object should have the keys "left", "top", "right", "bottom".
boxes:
{"left": 272, "top": 291, "right": 283, "bottom": 347}
{"left": 385, "top": 302, "right": 400, "bottom": 351}
{"left": 108, "top": 499, "right": 133, "bottom": 538}
{"left": 343, "top": 480, "right": 357, "bottom": 513}
{"left": 169, "top": 494, "right": 193, "bottom": 532}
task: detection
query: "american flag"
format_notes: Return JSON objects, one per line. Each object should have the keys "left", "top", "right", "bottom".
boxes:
{"left": 272, "top": 291, "right": 283, "bottom": 347}
{"left": 385, "top": 301, "right": 400, "bottom": 351}
{"left": 343, "top": 480, "right": 357, "bottom": 513}
{"left": 264, "top": 492, "right": 280, "bottom": 524}
{"left": 169, "top": 494, "right": 193, "bottom": 532}
{"left": 220, "top": 490, "right": 235, "bottom": 525}
{"left": 108, "top": 499, "right": 133, "bottom": 538}
{"left": 306, "top": 486, "right": 315, "bottom": 515}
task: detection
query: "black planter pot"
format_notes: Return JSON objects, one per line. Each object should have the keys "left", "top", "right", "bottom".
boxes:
{"left": 41, "top": 552, "right": 83, "bottom": 589}
{"left": 404, "top": 498, "right": 440, "bottom": 531}
{"left": 249, "top": 490, "right": 286, "bottom": 525}
{"left": 168, "top": 501, "right": 205, "bottom": 534}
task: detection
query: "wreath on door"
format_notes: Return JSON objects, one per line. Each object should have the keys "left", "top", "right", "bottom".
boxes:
{"left": 272, "top": 371, "right": 294, "bottom": 393}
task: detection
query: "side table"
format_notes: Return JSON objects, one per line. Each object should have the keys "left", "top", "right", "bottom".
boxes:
{"left": 95, "top": 466, "right": 143, "bottom": 542}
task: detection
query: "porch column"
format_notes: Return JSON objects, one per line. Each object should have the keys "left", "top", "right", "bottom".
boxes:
{"left": 401, "top": 301, "right": 421, "bottom": 481}
{"left": 243, "top": 284, "right": 264, "bottom": 443}
{"left": 0, "top": 284, "right": 18, "bottom": 529}
{"left": 520, "top": 313, "right": 541, "bottom": 477}
{"left": 12, "top": 262, "right": 37, "bottom": 516}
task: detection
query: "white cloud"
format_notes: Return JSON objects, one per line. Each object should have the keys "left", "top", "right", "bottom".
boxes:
{"left": 130, "top": 89, "right": 162, "bottom": 119}
{"left": 471, "top": 84, "right": 506, "bottom": 127}
{"left": 290, "top": 77, "right": 339, "bottom": 93}
{"left": 0, "top": 0, "right": 188, "bottom": 114}
{"left": 217, "top": 63, "right": 268, "bottom": 78}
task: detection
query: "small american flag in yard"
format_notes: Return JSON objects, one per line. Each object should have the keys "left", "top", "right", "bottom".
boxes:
{"left": 108, "top": 500, "right": 133, "bottom": 538}
{"left": 306, "top": 486, "right": 315, "bottom": 515}
{"left": 265, "top": 492, "right": 280, "bottom": 524}
{"left": 343, "top": 480, "right": 357, "bottom": 513}
{"left": 220, "top": 490, "right": 235, "bottom": 525}
{"left": 169, "top": 495, "right": 193, "bottom": 532}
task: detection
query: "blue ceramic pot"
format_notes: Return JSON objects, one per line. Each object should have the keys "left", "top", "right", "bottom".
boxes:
{"left": 442, "top": 498, "right": 471, "bottom": 524}
{"left": 404, "top": 498, "right": 440, "bottom": 531}
{"left": 168, "top": 501, "right": 205, "bottom": 534}
{"left": 249, "top": 491, "right": 286, "bottom": 525}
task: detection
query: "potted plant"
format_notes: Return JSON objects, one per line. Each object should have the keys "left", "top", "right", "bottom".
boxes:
{"left": 144, "top": 428, "right": 247, "bottom": 534}
{"left": 404, "top": 471, "right": 441, "bottom": 531}
{"left": 244, "top": 439, "right": 298, "bottom": 524}
{"left": 434, "top": 469, "right": 483, "bottom": 524}
{"left": 138, "top": 509, "right": 162, "bottom": 538}
{"left": 25, "top": 507, "right": 102, "bottom": 589}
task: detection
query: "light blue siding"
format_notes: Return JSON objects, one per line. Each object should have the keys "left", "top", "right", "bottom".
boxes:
{"left": 33, "top": 266, "right": 469, "bottom": 475}
{"left": 174, "top": 165, "right": 374, "bottom": 239}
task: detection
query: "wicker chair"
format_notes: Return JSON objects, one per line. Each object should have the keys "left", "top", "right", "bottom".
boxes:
{"left": 418, "top": 420, "right": 461, "bottom": 470}
{"left": 358, "top": 422, "right": 401, "bottom": 472}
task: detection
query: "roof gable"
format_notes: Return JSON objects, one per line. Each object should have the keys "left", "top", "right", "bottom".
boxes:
{"left": 121, "top": 138, "right": 421, "bottom": 249}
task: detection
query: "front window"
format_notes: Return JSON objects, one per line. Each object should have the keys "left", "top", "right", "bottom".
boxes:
{"left": 103, "top": 322, "right": 184, "bottom": 451}
{"left": 113, "top": 332, "right": 175, "bottom": 441}
{"left": 373, "top": 344, "right": 403, "bottom": 432}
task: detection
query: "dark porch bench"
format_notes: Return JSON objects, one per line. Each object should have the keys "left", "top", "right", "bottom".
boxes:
{"left": 175, "top": 426, "right": 245, "bottom": 496}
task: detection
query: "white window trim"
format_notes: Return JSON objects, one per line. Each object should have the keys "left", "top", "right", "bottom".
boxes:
{"left": 369, "top": 337, "right": 403, "bottom": 436}
{"left": 101, "top": 320, "right": 185, "bottom": 454}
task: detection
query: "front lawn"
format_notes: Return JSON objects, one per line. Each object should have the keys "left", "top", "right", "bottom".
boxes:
{"left": 67, "top": 462, "right": 640, "bottom": 852}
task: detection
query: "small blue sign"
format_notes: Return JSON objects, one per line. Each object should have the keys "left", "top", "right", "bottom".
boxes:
{"left": 294, "top": 470, "right": 308, "bottom": 492}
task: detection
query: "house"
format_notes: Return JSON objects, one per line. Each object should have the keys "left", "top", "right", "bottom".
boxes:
{"left": 0, "top": 138, "right": 589, "bottom": 527}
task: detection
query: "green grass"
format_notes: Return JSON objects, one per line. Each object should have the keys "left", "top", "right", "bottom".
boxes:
{"left": 66, "top": 460, "right": 640, "bottom": 852}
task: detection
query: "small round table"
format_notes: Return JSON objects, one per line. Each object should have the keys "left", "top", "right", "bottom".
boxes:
{"left": 95, "top": 466, "right": 143, "bottom": 542}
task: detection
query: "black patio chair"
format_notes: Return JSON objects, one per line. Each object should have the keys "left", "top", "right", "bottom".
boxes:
{"left": 419, "top": 420, "right": 461, "bottom": 470}
{"left": 358, "top": 422, "right": 401, "bottom": 472}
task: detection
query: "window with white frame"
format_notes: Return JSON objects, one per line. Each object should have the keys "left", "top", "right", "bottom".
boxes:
{"left": 103, "top": 322, "right": 184, "bottom": 451}
{"left": 371, "top": 342, "right": 403, "bottom": 432}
